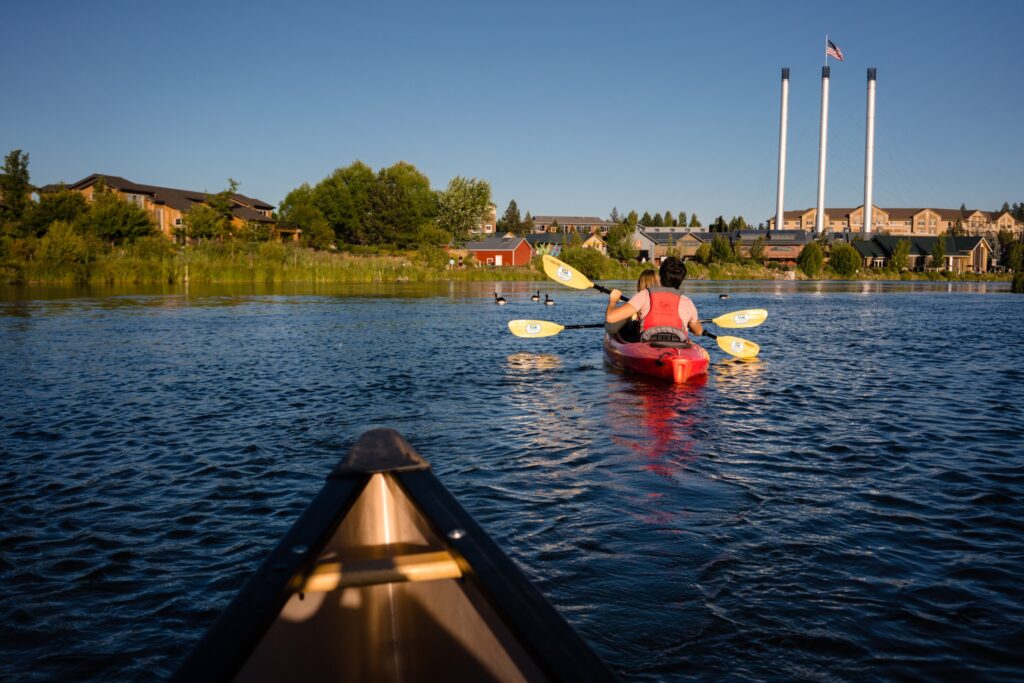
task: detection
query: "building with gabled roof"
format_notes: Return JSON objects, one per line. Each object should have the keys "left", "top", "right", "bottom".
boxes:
{"left": 463, "top": 235, "right": 533, "bottom": 266}
{"left": 852, "top": 235, "right": 991, "bottom": 273}
{"left": 46, "top": 173, "right": 297, "bottom": 242}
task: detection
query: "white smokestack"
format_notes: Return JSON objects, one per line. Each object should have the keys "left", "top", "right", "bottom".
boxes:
{"left": 774, "top": 68, "right": 790, "bottom": 232}
{"left": 863, "top": 68, "right": 877, "bottom": 235}
{"left": 814, "top": 66, "right": 831, "bottom": 235}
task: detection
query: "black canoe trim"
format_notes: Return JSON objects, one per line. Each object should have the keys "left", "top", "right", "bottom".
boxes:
{"left": 171, "top": 475, "right": 367, "bottom": 682}
{"left": 399, "top": 469, "right": 617, "bottom": 681}
{"left": 172, "top": 428, "right": 618, "bottom": 682}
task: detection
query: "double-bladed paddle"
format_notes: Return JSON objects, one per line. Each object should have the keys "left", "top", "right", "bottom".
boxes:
{"left": 507, "top": 308, "right": 766, "bottom": 337}
{"left": 507, "top": 319, "right": 761, "bottom": 359}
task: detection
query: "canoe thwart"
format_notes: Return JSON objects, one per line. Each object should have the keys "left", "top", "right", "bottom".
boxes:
{"left": 293, "top": 549, "right": 463, "bottom": 592}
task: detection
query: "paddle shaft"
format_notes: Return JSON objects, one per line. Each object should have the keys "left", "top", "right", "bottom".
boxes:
{"left": 559, "top": 315, "right": 743, "bottom": 331}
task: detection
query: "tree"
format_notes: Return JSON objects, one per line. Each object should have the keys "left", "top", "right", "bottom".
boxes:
{"left": 1, "top": 149, "right": 32, "bottom": 236}
{"left": 996, "top": 229, "right": 1015, "bottom": 267}
{"left": 891, "top": 238, "right": 911, "bottom": 271}
{"left": 749, "top": 235, "right": 766, "bottom": 263}
{"left": 497, "top": 199, "right": 523, "bottom": 236}
{"left": 523, "top": 212, "right": 535, "bottom": 232}
{"left": 709, "top": 234, "right": 735, "bottom": 263}
{"left": 606, "top": 223, "right": 637, "bottom": 261}
{"left": 640, "top": 211, "right": 653, "bottom": 226}
{"left": 728, "top": 216, "right": 749, "bottom": 231}
{"left": 182, "top": 203, "right": 227, "bottom": 242}
{"left": 437, "top": 176, "right": 491, "bottom": 245}
{"left": 24, "top": 187, "right": 88, "bottom": 236}
{"left": 664, "top": 210, "right": 675, "bottom": 227}
{"left": 652, "top": 212, "right": 663, "bottom": 226}
{"left": 312, "top": 161, "right": 376, "bottom": 245}
{"left": 695, "top": 242, "right": 711, "bottom": 264}
{"left": 626, "top": 210, "right": 638, "bottom": 227}
{"left": 300, "top": 215, "right": 334, "bottom": 250}
{"left": 609, "top": 207, "right": 621, "bottom": 223}
{"left": 950, "top": 217, "right": 964, "bottom": 237}
{"left": 798, "top": 241, "right": 824, "bottom": 277}
{"left": 710, "top": 216, "right": 728, "bottom": 232}
{"left": 205, "top": 178, "right": 239, "bottom": 226}
{"left": 1007, "top": 241, "right": 1024, "bottom": 273}
{"left": 77, "top": 186, "right": 155, "bottom": 243}
{"left": 678, "top": 211, "right": 687, "bottom": 228}
{"left": 366, "top": 162, "right": 437, "bottom": 247}
{"left": 829, "top": 242, "right": 861, "bottom": 277}
{"left": 689, "top": 214, "right": 701, "bottom": 228}
{"left": 930, "top": 234, "right": 946, "bottom": 270}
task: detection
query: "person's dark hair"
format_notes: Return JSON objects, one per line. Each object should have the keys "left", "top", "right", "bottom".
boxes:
{"left": 659, "top": 256, "right": 687, "bottom": 288}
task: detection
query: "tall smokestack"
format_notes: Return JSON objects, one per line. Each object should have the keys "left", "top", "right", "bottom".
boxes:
{"left": 863, "top": 68, "right": 877, "bottom": 235}
{"left": 774, "top": 67, "right": 790, "bottom": 232}
{"left": 814, "top": 66, "right": 831, "bottom": 235}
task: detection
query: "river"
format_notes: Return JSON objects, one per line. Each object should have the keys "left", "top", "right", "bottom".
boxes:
{"left": 1, "top": 280, "right": 1022, "bottom": 681}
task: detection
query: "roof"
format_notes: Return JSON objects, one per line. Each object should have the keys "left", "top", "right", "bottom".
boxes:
{"left": 637, "top": 229, "right": 709, "bottom": 246}
{"left": 532, "top": 215, "right": 613, "bottom": 226}
{"left": 861, "top": 235, "right": 988, "bottom": 257}
{"left": 63, "top": 173, "right": 275, "bottom": 221}
{"left": 464, "top": 236, "right": 529, "bottom": 251}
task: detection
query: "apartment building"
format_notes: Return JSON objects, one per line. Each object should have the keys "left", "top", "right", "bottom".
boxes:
{"left": 43, "top": 174, "right": 295, "bottom": 241}
{"left": 768, "top": 205, "right": 1022, "bottom": 237}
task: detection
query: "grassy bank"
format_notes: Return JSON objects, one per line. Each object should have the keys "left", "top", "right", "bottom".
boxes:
{"left": 0, "top": 238, "right": 1013, "bottom": 285}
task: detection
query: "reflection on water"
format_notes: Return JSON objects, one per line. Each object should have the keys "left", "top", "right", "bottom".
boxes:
{"left": 505, "top": 352, "right": 563, "bottom": 372}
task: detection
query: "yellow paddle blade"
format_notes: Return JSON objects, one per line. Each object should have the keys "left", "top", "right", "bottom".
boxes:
{"left": 716, "top": 335, "right": 760, "bottom": 359}
{"left": 542, "top": 254, "right": 594, "bottom": 290}
{"left": 710, "top": 308, "right": 768, "bottom": 329}
{"left": 507, "top": 319, "right": 566, "bottom": 338}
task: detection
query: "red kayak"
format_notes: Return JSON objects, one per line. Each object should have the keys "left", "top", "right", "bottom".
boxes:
{"left": 603, "top": 334, "right": 710, "bottom": 383}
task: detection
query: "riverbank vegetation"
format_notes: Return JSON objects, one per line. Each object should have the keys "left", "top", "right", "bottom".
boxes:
{"left": 2, "top": 149, "right": 1021, "bottom": 287}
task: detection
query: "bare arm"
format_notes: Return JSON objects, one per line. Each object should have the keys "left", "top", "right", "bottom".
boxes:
{"left": 606, "top": 289, "right": 638, "bottom": 324}
{"left": 689, "top": 319, "right": 705, "bottom": 337}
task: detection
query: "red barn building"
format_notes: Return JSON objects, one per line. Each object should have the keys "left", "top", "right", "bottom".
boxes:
{"left": 464, "top": 236, "right": 533, "bottom": 266}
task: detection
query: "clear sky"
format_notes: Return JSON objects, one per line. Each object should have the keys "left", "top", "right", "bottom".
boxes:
{"left": 3, "top": 0, "right": 1022, "bottom": 225}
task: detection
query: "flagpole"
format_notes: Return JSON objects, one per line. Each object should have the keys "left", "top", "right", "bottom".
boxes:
{"left": 824, "top": 34, "right": 829, "bottom": 67}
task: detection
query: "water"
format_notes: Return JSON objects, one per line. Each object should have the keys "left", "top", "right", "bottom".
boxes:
{"left": 1, "top": 280, "right": 1022, "bottom": 681}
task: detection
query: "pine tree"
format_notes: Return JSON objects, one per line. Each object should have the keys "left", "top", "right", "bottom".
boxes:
{"left": 678, "top": 211, "right": 687, "bottom": 228}
{"left": 689, "top": 214, "right": 700, "bottom": 228}
{"left": 652, "top": 212, "right": 663, "bottom": 226}
{"left": 640, "top": 211, "right": 653, "bottom": 226}
{"left": 664, "top": 210, "right": 675, "bottom": 227}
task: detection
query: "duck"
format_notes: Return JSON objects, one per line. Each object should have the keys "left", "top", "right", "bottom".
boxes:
{"left": 531, "top": 291, "right": 540, "bottom": 302}
{"left": 494, "top": 292, "right": 507, "bottom": 305}
{"left": 719, "top": 294, "right": 730, "bottom": 300}
{"left": 544, "top": 294, "right": 555, "bottom": 306}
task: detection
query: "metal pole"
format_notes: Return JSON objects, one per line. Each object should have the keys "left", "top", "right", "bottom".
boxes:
{"left": 815, "top": 66, "right": 831, "bottom": 235}
{"left": 864, "top": 68, "right": 877, "bottom": 235}
{"left": 774, "top": 67, "right": 790, "bottom": 232}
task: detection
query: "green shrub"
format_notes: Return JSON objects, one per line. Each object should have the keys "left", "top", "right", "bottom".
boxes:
{"left": 798, "top": 242, "right": 824, "bottom": 277}
{"left": 695, "top": 243, "right": 711, "bottom": 265}
{"left": 828, "top": 242, "right": 861, "bottom": 278}
{"left": 558, "top": 246, "right": 608, "bottom": 279}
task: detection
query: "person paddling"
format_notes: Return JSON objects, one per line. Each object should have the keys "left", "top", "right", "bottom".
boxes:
{"left": 606, "top": 256, "right": 704, "bottom": 342}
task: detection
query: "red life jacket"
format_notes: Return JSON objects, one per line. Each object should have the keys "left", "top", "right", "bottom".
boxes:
{"left": 641, "top": 287, "right": 688, "bottom": 342}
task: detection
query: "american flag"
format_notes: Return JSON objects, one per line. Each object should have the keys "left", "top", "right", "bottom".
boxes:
{"left": 826, "top": 39, "right": 844, "bottom": 61}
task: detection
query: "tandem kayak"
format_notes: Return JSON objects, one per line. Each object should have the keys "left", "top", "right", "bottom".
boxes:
{"left": 603, "top": 334, "right": 710, "bottom": 383}
{"left": 173, "top": 428, "right": 617, "bottom": 682}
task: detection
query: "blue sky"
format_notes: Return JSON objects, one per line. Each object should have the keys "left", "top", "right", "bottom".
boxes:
{"left": 4, "top": 1, "right": 1022, "bottom": 225}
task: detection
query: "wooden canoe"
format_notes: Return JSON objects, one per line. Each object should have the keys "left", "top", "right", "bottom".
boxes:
{"left": 172, "top": 428, "right": 617, "bottom": 682}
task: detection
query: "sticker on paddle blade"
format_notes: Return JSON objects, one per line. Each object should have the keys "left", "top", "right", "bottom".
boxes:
{"left": 730, "top": 339, "right": 746, "bottom": 354}
{"left": 555, "top": 266, "right": 573, "bottom": 282}
{"left": 525, "top": 323, "right": 543, "bottom": 336}
{"left": 732, "top": 313, "right": 750, "bottom": 324}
